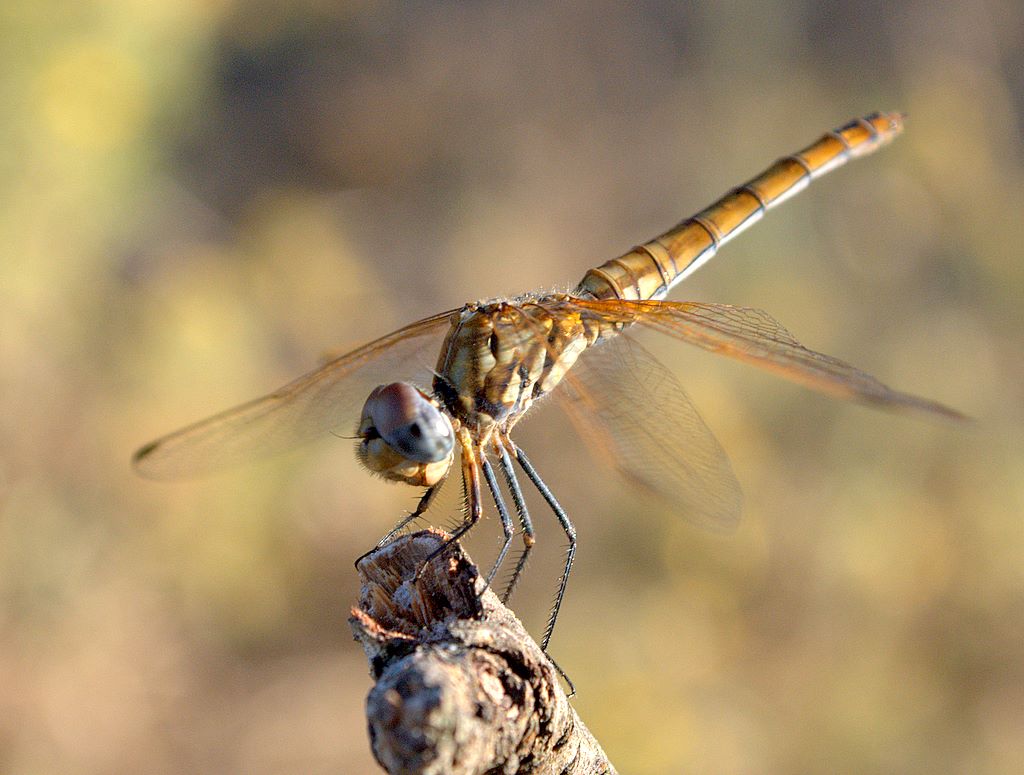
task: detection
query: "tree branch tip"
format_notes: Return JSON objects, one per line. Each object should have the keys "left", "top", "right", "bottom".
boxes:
{"left": 350, "top": 530, "right": 617, "bottom": 774}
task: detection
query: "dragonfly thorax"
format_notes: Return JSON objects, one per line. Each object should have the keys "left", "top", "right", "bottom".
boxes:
{"left": 433, "top": 298, "right": 598, "bottom": 433}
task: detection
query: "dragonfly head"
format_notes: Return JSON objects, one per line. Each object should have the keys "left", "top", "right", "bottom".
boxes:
{"left": 356, "top": 382, "right": 454, "bottom": 487}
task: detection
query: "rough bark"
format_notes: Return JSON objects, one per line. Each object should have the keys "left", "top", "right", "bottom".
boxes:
{"left": 350, "top": 529, "right": 616, "bottom": 775}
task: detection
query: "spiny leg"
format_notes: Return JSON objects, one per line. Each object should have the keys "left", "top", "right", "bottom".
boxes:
{"left": 497, "top": 444, "right": 535, "bottom": 604}
{"left": 419, "top": 434, "right": 483, "bottom": 574}
{"left": 515, "top": 446, "right": 576, "bottom": 652}
{"left": 354, "top": 479, "right": 446, "bottom": 567}
{"left": 481, "top": 454, "right": 516, "bottom": 588}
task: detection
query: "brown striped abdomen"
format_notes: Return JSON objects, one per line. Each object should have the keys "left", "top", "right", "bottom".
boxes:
{"left": 576, "top": 112, "right": 904, "bottom": 301}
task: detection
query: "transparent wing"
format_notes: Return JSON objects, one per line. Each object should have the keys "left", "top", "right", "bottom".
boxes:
{"left": 133, "top": 309, "right": 457, "bottom": 479}
{"left": 565, "top": 298, "right": 966, "bottom": 420}
{"left": 554, "top": 333, "right": 743, "bottom": 531}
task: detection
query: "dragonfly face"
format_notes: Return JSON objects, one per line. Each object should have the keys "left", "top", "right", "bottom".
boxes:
{"left": 356, "top": 382, "right": 454, "bottom": 487}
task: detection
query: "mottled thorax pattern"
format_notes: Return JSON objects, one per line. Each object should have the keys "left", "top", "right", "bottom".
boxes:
{"left": 433, "top": 296, "right": 614, "bottom": 434}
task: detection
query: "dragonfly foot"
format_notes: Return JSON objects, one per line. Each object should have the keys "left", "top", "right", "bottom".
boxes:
{"left": 546, "top": 653, "right": 576, "bottom": 698}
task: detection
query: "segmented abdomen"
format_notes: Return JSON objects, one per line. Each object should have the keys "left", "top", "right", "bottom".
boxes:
{"left": 576, "top": 112, "right": 904, "bottom": 302}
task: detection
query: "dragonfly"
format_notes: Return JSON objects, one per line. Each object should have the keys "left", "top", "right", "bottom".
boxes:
{"left": 134, "top": 112, "right": 963, "bottom": 651}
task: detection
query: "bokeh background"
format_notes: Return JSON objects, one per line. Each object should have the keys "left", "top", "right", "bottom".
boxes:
{"left": 3, "top": 1, "right": 1022, "bottom": 773}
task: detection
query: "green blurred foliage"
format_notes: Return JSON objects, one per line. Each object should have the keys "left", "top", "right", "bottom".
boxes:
{"left": 2, "top": 1, "right": 1022, "bottom": 773}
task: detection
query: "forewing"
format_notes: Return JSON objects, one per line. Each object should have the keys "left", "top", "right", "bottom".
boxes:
{"left": 555, "top": 333, "right": 743, "bottom": 531}
{"left": 567, "top": 298, "right": 965, "bottom": 420}
{"left": 133, "top": 310, "right": 457, "bottom": 479}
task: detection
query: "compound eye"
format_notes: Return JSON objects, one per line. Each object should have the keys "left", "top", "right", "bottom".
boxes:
{"left": 360, "top": 383, "right": 454, "bottom": 463}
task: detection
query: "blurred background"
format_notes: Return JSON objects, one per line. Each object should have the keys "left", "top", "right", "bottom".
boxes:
{"left": 2, "top": 1, "right": 1022, "bottom": 773}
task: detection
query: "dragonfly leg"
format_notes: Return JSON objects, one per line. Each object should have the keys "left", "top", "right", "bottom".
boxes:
{"left": 353, "top": 479, "right": 446, "bottom": 568}
{"left": 546, "top": 653, "right": 577, "bottom": 698}
{"left": 481, "top": 455, "right": 515, "bottom": 589}
{"left": 418, "top": 434, "right": 483, "bottom": 575}
{"left": 497, "top": 444, "right": 535, "bottom": 604}
{"left": 514, "top": 446, "right": 576, "bottom": 652}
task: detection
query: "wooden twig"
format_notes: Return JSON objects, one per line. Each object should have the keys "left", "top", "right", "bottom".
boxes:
{"left": 350, "top": 529, "right": 617, "bottom": 775}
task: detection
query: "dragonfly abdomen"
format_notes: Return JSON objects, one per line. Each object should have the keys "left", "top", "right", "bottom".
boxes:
{"left": 576, "top": 112, "right": 905, "bottom": 302}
